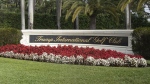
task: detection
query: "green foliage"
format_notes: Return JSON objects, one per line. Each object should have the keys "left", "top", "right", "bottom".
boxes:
{"left": 0, "top": 13, "right": 21, "bottom": 29}
{"left": 131, "top": 15, "right": 150, "bottom": 29}
{"left": 0, "top": 12, "right": 125, "bottom": 29}
{"left": 0, "top": 28, "right": 22, "bottom": 46}
{"left": 132, "top": 27, "right": 150, "bottom": 59}
{"left": 34, "top": 13, "right": 57, "bottom": 29}
{"left": 63, "top": 0, "right": 119, "bottom": 29}
{"left": 96, "top": 13, "right": 124, "bottom": 29}
{"left": 61, "top": 16, "right": 74, "bottom": 29}
{"left": 79, "top": 15, "right": 89, "bottom": 29}
{"left": 35, "top": 0, "right": 56, "bottom": 14}
{"left": 1, "top": 12, "right": 149, "bottom": 29}
{"left": 118, "top": 0, "right": 148, "bottom": 11}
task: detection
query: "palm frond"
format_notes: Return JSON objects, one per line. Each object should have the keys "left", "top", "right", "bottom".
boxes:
{"left": 72, "top": 6, "right": 84, "bottom": 22}
{"left": 65, "top": 9, "right": 73, "bottom": 20}
{"left": 63, "top": 0, "right": 74, "bottom": 9}
{"left": 71, "top": 1, "right": 80, "bottom": 10}
{"left": 137, "top": 0, "right": 147, "bottom": 10}
{"left": 88, "top": 9, "right": 94, "bottom": 16}
{"left": 118, "top": 0, "right": 133, "bottom": 12}
{"left": 96, "top": 0, "right": 101, "bottom": 7}
{"left": 84, "top": 4, "right": 90, "bottom": 15}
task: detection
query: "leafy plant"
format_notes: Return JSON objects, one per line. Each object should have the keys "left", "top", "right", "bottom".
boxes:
{"left": 132, "top": 27, "right": 150, "bottom": 59}
{"left": 0, "top": 28, "right": 22, "bottom": 46}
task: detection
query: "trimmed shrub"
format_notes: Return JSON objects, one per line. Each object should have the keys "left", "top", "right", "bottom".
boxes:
{"left": 132, "top": 27, "right": 150, "bottom": 59}
{"left": 0, "top": 12, "right": 125, "bottom": 29}
{"left": 0, "top": 28, "right": 22, "bottom": 46}
{"left": 0, "top": 13, "right": 21, "bottom": 29}
{"left": 1, "top": 12, "right": 149, "bottom": 30}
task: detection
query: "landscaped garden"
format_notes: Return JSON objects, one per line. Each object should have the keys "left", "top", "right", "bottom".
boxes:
{"left": 0, "top": 44, "right": 148, "bottom": 67}
{"left": 1, "top": 0, "right": 150, "bottom": 84}
{"left": 0, "top": 27, "right": 149, "bottom": 83}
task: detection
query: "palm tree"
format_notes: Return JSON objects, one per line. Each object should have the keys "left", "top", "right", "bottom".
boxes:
{"left": 74, "top": 15, "right": 79, "bottom": 29}
{"left": 21, "top": 0, "right": 25, "bottom": 30}
{"left": 118, "top": 0, "right": 149, "bottom": 29}
{"left": 118, "top": 0, "right": 149, "bottom": 11}
{"left": 125, "top": 4, "right": 131, "bottom": 29}
{"left": 63, "top": 0, "right": 118, "bottom": 29}
{"left": 28, "top": 0, "right": 34, "bottom": 29}
{"left": 137, "top": 0, "right": 150, "bottom": 10}
{"left": 56, "top": 0, "right": 62, "bottom": 29}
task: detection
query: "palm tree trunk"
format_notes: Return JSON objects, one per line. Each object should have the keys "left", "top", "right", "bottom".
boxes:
{"left": 125, "top": 4, "right": 131, "bottom": 29}
{"left": 21, "top": 0, "right": 25, "bottom": 30}
{"left": 89, "top": 15, "right": 96, "bottom": 29}
{"left": 28, "top": 0, "right": 34, "bottom": 29}
{"left": 33, "top": 0, "right": 36, "bottom": 13}
{"left": 74, "top": 15, "right": 79, "bottom": 29}
{"left": 56, "top": 0, "right": 62, "bottom": 29}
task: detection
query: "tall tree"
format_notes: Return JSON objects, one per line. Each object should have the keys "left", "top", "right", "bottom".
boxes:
{"left": 28, "top": 0, "right": 34, "bottom": 29}
{"left": 119, "top": 0, "right": 149, "bottom": 11}
{"left": 74, "top": 15, "right": 79, "bottom": 29}
{"left": 21, "top": 0, "right": 25, "bottom": 30}
{"left": 56, "top": 0, "right": 62, "bottom": 29}
{"left": 63, "top": 0, "right": 118, "bottom": 29}
{"left": 125, "top": 4, "right": 131, "bottom": 29}
{"left": 118, "top": 0, "right": 150, "bottom": 29}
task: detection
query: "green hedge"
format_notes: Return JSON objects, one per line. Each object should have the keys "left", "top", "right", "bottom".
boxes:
{"left": 0, "top": 13, "right": 125, "bottom": 29}
{"left": 0, "top": 13, "right": 150, "bottom": 29}
{"left": 0, "top": 13, "right": 21, "bottom": 29}
{"left": 0, "top": 28, "right": 22, "bottom": 46}
{"left": 132, "top": 27, "right": 150, "bottom": 59}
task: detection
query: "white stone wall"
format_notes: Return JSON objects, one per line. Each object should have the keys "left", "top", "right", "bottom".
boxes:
{"left": 20, "top": 29, "right": 133, "bottom": 54}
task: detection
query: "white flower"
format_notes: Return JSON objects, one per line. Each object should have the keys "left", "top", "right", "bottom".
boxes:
{"left": 32, "top": 53, "right": 39, "bottom": 61}
{"left": 55, "top": 55, "right": 62, "bottom": 63}
{"left": 93, "top": 58, "right": 102, "bottom": 66}
{"left": 85, "top": 56, "right": 95, "bottom": 65}
{"left": 69, "top": 55, "right": 76, "bottom": 64}
{"left": 76, "top": 55, "right": 84, "bottom": 65}
{"left": 62, "top": 56, "right": 70, "bottom": 64}
{"left": 138, "top": 58, "right": 147, "bottom": 67}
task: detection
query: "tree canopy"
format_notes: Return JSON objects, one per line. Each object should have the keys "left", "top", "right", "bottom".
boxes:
{"left": 63, "top": 0, "right": 119, "bottom": 29}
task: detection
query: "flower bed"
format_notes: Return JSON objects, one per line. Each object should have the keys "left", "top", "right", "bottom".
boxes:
{"left": 0, "top": 44, "right": 147, "bottom": 67}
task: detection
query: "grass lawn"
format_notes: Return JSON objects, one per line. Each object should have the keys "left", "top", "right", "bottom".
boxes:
{"left": 0, "top": 57, "right": 150, "bottom": 84}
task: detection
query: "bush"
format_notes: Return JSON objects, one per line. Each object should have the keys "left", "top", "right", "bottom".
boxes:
{"left": 131, "top": 15, "right": 150, "bottom": 29}
{"left": 1, "top": 12, "right": 149, "bottom": 29}
{"left": 0, "top": 12, "right": 125, "bottom": 29}
{"left": 0, "top": 28, "right": 22, "bottom": 46}
{"left": 0, "top": 13, "right": 21, "bottom": 29}
{"left": 132, "top": 27, "right": 150, "bottom": 59}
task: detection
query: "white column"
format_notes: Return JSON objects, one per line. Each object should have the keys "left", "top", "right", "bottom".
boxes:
{"left": 28, "top": 0, "right": 34, "bottom": 29}
{"left": 21, "top": 0, "right": 25, "bottom": 30}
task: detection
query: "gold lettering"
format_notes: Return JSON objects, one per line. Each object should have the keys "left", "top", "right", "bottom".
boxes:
{"left": 93, "top": 37, "right": 108, "bottom": 44}
{"left": 33, "top": 35, "right": 123, "bottom": 45}
{"left": 35, "top": 36, "right": 54, "bottom": 43}
{"left": 109, "top": 37, "right": 122, "bottom": 44}
{"left": 55, "top": 36, "right": 92, "bottom": 43}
